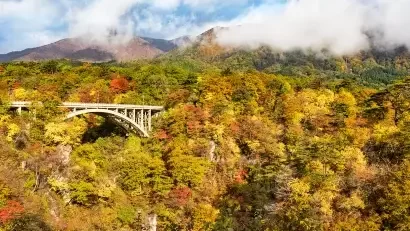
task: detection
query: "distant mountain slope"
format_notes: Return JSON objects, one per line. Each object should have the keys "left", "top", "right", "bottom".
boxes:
{"left": 0, "top": 37, "right": 180, "bottom": 62}
{"left": 140, "top": 37, "right": 178, "bottom": 52}
{"left": 0, "top": 29, "right": 219, "bottom": 63}
{"left": 159, "top": 27, "right": 410, "bottom": 88}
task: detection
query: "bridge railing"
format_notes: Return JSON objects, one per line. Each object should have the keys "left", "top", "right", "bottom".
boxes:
{"left": 10, "top": 101, "right": 164, "bottom": 111}
{"left": 62, "top": 102, "right": 164, "bottom": 111}
{"left": 10, "top": 101, "right": 31, "bottom": 107}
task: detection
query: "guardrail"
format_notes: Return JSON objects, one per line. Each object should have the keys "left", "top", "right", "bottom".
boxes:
{"left": 10, "top": 101, "right": 164, "bottom": 111}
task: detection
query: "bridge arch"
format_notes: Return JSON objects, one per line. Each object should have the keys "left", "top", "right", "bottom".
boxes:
{"left": 66, "top": 109, "right": 150, "bottom": 137}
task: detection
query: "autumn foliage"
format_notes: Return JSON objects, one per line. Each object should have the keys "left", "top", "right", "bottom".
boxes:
{"left": 1, "top": 52, "right": 410, "bottom": 230}
{"left": 110, "top": 76, "right": 129, "bottom": 93}
{"left": 168, "top": 187, "right": 192, "bottom": 207}
{"left": 0, "top": 200, "right": 24, "bottom": 224}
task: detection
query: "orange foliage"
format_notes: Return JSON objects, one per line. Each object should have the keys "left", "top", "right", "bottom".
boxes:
{"left": 0, "top": 200, "right": 24, "bottom": 224}
{"left": 12, "top": 82, "right": 21, "bottom": 90}
{"left": 87, "top": 114, "right": 98, "bottom": 127}
{"left": 27, "top": 142, "right": 42, "bottom": 154}
{"left": 167, "top": 89, "right": 190, "bottom": 106}
{"left": 154, "top": 130, "right": 169, "bottom": 140}
{"left": 199, "top": 44, "right": 226, "bottom": 57}
{"left": 37, "top": 84, "right": 60, "bottom": 101}
{"left": 187, "top": 121, "right": 202, "bottom": 133}
{"left": 77, "top": 84, "right": 113, "bottom": 103}
{"left": 230, "top": 121, "right": 240, "bottom": 135}
{"left": 168, "top": 187, "right": 192, "bottom": 207}
{"left": 78, "top": 87, "right": 94, "bottom": 103}
{"left": 110, "top": 77, "right": 129, "bottom": 93}
{"left": 38, "top": 84, "right": 58, "bottom": 93}
{"left": 183, "top": 105, "right": 208, "bottom": 135}
{"left": 234, "top": 169, "right": 248, "bottom": 184}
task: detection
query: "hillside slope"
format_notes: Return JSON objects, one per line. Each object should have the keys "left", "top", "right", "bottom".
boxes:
{"left": 0, "top": 37, "right": 178, "bottom": 62}
{"left": 161, "top": 28, "right": 410, "bottom": 87}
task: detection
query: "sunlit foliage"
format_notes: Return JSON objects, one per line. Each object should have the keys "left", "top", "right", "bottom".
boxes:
{"left": 0, "top": 53, "right": 409, "bottom": 230}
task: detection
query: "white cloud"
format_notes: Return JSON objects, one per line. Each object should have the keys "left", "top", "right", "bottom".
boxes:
{"left": 150, "top": 0, "right": 181, "bottom": 10}
{"left": 371, "top": 0, "right": 410, "bottom": 49}
{"left": 0, "top": 0, "right": 251, "bottom": 52}
{"left": 150, "top": 0, "right": 249, "bottom": 11}
{"left": 66, "top": 0, "right": 142, "bottom": 44}
{"left": 3, "top": 0, "right": 410, "bottom": 55}
{"left": 64, "top": 0, "right": 247, "bottom": 44}
{"left": 132, "top": 10, "right": 211, "bottom": 39}
{"left": 0, "top": 0, "right": 66, "bottom": 52}
{"left": 0, "top": 0, "right": 61, "bottom": 29}
{"left": 215, "top": 0, "right": 410, "bottom": 55}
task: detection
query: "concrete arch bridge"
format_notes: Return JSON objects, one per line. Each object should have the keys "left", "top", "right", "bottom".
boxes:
{"left": 10, "top": 102, "right": 164, "bottom": 137}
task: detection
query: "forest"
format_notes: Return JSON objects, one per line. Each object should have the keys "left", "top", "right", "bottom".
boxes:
{"left": 0, "top": 47, "right": 410, "bottom": 230}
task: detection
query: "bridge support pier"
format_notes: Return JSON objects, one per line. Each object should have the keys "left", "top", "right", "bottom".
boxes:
{"left": 139, "top": 110, "right": 144, "bottom": 131}
{"left": 148, "top": 110, "right": 152, "bottom": 131}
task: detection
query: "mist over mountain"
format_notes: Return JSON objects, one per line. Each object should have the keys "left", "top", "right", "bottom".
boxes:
{"left": 215, "top": 0, "right": 410, "bottom": 55}
{"left": 0, "top": 19, "right": 408, "bottom": 63}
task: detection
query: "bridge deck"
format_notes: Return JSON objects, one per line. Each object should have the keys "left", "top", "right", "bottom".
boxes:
{"left": 10, "top": 101, "right": 164, "bottom": 111}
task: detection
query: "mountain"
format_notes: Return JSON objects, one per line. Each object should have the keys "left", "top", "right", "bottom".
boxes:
{"left": 158, "top": 27, "right": 410, "bottom": 88}
{"left": 170, "top": 36, "right": 193, "bottom": 47}
{"left": 0, "top": 36, "right": 180, "bottom": 62}
{"left": 140, "top": 37, "right": 178, "bottom": 52}
{"left": 0, "top": 28, "right": 227, "bottom": 63}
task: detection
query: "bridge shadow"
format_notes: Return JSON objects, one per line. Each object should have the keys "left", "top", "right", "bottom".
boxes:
{"left": 81, "top": 118, "right": 128, "bottom": 143}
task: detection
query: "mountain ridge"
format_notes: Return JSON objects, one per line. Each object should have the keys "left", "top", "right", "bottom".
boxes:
{"left": 0, "top": 36, "right": 184, "bottom": 62}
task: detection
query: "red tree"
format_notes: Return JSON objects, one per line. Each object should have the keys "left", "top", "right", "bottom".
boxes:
{"left": 11, "top": 82, "right": 21, "bottom": 90}
{"left": 183, "top": 105, "right": 208, "bottom": 136}
{"left": 234, "top": 169, "right": 248, "bottom": 184}
{"left": 0, "top": 200, "right": 24, "bottom": 224}
{"left": 154, "top": 129, "right": 169, "bottom": 140}
{"left": 110, "top": 77, "right": 129, "bottom": 93}
{"left": 168, "top": 187, "right": 192, "bottom": 207}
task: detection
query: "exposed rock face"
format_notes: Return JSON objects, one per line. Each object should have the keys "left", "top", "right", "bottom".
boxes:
{"left": 209, "top": 141, "right": 216, "bottom": 162}
{"left": 148, "top": 214, "right": 157, "bottom": 231}
{"left": 56, "top": 145, "right": 72, "bottom": 166}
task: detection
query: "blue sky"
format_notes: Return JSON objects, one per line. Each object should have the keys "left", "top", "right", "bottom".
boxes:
{"left": 1, "top": 0, "right": 409, "bottom": 55}
{"left": 0, "top": 0, "right": 284, "bottom": 53}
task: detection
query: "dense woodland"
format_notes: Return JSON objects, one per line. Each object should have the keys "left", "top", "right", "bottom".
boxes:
{"left": 1, "top": 46, "right": 410, "bottom": 230}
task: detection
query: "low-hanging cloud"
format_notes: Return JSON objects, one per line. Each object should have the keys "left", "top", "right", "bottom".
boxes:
{"left": 66, "top": 0, "right": 247, "bottom": 43}
{"left": 215, "top": 0, "right": 410, "bottom": 55}
{"left": 3, "top": 0, "right": 410, "bottom": 55}
{"left": 67, "top": 0, "right": 142, "bottom": 44}
{"left": 0, "top": 0, "right": 245, "bottom": 52}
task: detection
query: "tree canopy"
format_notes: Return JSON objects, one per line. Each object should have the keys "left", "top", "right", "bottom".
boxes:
{"left": 0, "top": 51, "right": 410, "bottom": 230}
